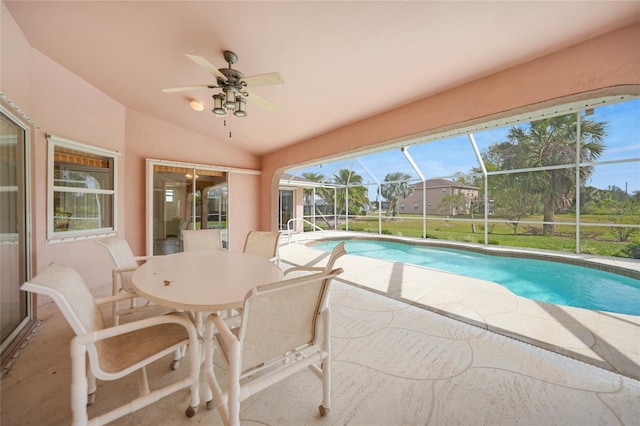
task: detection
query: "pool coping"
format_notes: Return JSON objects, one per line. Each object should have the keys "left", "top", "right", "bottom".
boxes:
{"left": 312, "top": 233, "right": 640, "bottom": 280}
{"left": 280, "top": 231, "right": 640, "bottom": 381}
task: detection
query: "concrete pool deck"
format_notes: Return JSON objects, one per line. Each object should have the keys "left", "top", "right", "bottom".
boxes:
{"left": 280, "top": 231, "right": 640, "bottom": 381}
{"left": 3, "top": 231, "right": 638, "bottom": 425}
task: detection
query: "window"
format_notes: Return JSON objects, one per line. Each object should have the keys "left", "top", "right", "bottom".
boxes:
{"left": 48, "top": 135, "right": 118, "bottom": 240}
{"left": 414, "top": 202, "right": 419, "bottom": 210}
{"left": 400, "top": 203, "right": 405, "bottom": 210}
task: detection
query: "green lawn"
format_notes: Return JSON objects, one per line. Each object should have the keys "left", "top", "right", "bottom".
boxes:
{"left": 305, "top": 213, "right": 639, "bottom": 258}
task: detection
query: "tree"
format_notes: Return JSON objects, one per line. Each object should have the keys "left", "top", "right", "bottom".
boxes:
{"left": 301, "top": 172, "right": 332, "bottom": 219}
{"left": 330, "top": 169, "right": 368, "bottom": 216}
{"left": 488, "top": 114, "right": 605, "bottom": 235}
{"left": 301, "top": 172, "right": 330, "bottom": 207}
{"left": 380, "top": 172, "right": 414, "bottom": 218}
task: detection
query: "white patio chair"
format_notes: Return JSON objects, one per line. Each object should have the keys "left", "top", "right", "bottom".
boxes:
{"left": 96, "top": 236, "right": 170, "bottom": 326}
{"left": 21, "top": 263, "right": 201, "bottom": 426}
{"left": 97, "top": 236, "right": 185, "bottom": 370}
{"left": 204, "top": 267, "right": 343, "bottom": 426}
{"left": 284, "top": 241, "right": 346, "bottom": 278}
{"left": 182, "top": 229, "right": 223, "bottom": 251}
{"left": 242, "top": 231, "right": 281, "bottom": 264}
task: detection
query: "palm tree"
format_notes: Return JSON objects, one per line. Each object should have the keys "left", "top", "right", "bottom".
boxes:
{"left": 331, "top": 169, "right": 368, "bottom": 215}
{"left": 493, "top": 114, "right": 605, "bottom": 235}
{"left": 380, "top": 172, "right": 414, "bottom": 217}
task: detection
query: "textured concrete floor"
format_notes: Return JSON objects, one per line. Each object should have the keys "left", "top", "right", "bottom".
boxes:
{"left": 2, "top": 233, "right": 639, "bottom": 425}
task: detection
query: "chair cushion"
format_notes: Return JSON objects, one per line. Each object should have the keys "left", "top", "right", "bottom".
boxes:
{"left": 97, "top": 323, "right": 189, "bottom": 374}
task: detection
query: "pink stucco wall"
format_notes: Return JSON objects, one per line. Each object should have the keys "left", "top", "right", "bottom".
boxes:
{"left": 2, "top": 0, "right": 639, "bottom": 295}
{"left": 260, "top": 22, "right": 640, "bottom": 230}
{"left": 1, "top": 4, "right": 262, "bottom": 293}
{"left": 123, "top": 110, "right": 261, "bottom": 253}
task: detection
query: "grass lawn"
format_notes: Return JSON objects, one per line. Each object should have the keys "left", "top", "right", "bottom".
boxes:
{"left": 305, "top": 213, "right": 639, "bottom": 258}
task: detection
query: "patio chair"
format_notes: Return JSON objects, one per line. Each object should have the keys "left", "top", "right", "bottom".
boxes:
{"left": 204, "top": 267, "right": 343, "bottom": 426}
{"left": 242, "top": 231, "right": 281, "bottom": 264}
{"left": 284, "top": 241, "right": 346, "bottom": 278}
{"left": 182, "top": 229, "right": 223, "bottom": 251}
{"left": 20, "top": 263, "right": 201, "bottom": 425}
{"left": 96, "top": 236, "right": 170, "bottom": 326}
{"left": 97, "top": 236, "right": 185, "bottom": 369}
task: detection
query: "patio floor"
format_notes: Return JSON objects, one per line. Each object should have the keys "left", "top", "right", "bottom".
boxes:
{"left": 1, "top": 232, "right": 639, "bottom": 425}
{"left": 282, "top": 231, "right": 640, "bottom": 381}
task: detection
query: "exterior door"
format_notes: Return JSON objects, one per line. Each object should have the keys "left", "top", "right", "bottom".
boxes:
{"left": 279, "top": 189, "right": 294, "bottom": 230}
{"left": 147, "top": 160, "right": 228, "bottom": 255}
{"left": 1, "top": 108, "right": 33, "bottom": 367}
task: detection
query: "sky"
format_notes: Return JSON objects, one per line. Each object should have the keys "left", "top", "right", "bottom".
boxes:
{"left": 288, "top": 98, "right": 640, "bottom": 198}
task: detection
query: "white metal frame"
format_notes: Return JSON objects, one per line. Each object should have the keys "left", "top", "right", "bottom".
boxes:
{"left": 46, "top": 134, "right": 119, "bottom": 243}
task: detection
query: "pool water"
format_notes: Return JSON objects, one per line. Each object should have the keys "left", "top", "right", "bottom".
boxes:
{"left": 312, "top": 239, "right": 640, "bottom": 316}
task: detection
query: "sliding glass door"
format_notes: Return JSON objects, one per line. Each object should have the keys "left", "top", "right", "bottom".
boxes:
{"left": 279, "top": 189, "right": 294, "bottom": 230}
{"left": 1, "top": 108, "right": 33, "bottom": 366}
{"left": 148, "top": 160, "right": 228, "bottom": 255}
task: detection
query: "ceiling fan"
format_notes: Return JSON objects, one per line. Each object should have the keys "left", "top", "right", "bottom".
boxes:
{"left": 162, "top": 50, "right": 284, "bottom": 117}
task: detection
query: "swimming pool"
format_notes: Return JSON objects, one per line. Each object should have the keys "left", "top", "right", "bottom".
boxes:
{"left": 312, "top": 239, "right": 640, "bottom": 316}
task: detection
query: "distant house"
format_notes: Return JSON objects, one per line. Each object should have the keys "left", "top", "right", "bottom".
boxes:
{"left": 398, "top": 179, "right": 480, "bottom": 216}
{"left": 279, "top": 173, "right": 334, "bottom": 230}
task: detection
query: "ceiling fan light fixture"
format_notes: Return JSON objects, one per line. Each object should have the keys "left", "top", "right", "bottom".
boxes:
{"left": 189, "top": 99, "right": 205, "bottom": 112}
{"left": 223, "top": 86, "right": 236, "bottom": 109}
{"left": 212, "top": 94, "right": 227, "bottom": 115}
{"left": 164, "top": 51, "right": 282, "bottom": 125}
{"left": 234, "top": 97, "right": 247, "bottom": 117}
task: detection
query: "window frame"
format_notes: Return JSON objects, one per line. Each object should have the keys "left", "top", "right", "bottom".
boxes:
{"left": 47, "top": 134, "right": 119, "bottom": 242}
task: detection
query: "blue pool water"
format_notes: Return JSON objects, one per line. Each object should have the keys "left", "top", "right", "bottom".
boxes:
{"left": 312, "top": 239, "right": 640, "bottom": 316}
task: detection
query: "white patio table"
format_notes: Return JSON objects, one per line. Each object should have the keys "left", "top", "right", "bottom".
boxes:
{"left": 131, "top": 249, "right": 284, "bottom": 416}
{"left": 131, "top": 250, "right": 283, "bottom": 313}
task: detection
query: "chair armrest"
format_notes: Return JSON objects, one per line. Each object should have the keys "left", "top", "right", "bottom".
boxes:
{"left": 134, "top": 255, "right": 157, "bottom": 263}
{"left": 75, "top": 312, "right": 197, "bottom": 346}
{"left": 94, "top": 292, "right": 137, "bottom": 306}
{"left": 74, "top": 313, "right": 200, "bottom": 380}
{"left": 112, "top": 266, "right": 138, "bottom": 274}
{"left": 283, "top": 265, "right": 325, "bottom": 276}
{"left": 207, "top": 313, "right": 238, "bottom": 346}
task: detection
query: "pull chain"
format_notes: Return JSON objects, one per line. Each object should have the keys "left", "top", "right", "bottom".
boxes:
{"left": 223, "top": 116, "right": 232, "bottom": 138}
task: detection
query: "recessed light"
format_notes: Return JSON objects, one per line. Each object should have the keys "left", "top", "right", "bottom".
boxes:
{"left": 189, "top": 99, "right": 205, "bottom": 112}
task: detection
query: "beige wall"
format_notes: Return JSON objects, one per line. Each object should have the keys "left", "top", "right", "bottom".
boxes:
{"left": 261, "top": 23, "right": 640, "bottom": 230}
{"left": 1, "top": 4, "right": 262, "bottom": 293}
{"left": 400, "top": 184, "right": 480, "bottom": 216}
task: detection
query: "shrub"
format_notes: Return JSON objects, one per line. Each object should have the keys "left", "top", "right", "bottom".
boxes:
{"left": 623, "top": 242, "right": 640, "bottom": 259}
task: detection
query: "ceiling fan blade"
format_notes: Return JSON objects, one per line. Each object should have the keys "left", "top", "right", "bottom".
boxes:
{"left": 161, "top": 85, "right": 215, "bottom": 93}
{"left": 185, "top": 54, "right": 227, "bottom": 82}
{"left": 244, "top": 90, "right": 279, "bottom": 113}
{"left": 241, "top": 72, "right": 284, "bottom": 87}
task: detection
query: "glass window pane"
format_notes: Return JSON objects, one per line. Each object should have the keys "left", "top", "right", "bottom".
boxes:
{"left": 53, "top": 192, "right": 113, "bottom": 232}
{"left": 54, "top": 146, "right": 113, "bottom": 190}
{"left": 48, "top": 136, "right": 118, "bottom": 239}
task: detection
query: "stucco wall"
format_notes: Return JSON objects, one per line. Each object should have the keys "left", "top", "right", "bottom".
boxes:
{"left": 1, "top": 9, "right": 128, "bottom": 289}
{"left": 1, "top": 4, "right": 263, "bottom": 294}
{"left": 123, "top": 110, "right": 261, "bottom": 254}
{"left": 260, "top": 22, "right": 640, "bottom": 230}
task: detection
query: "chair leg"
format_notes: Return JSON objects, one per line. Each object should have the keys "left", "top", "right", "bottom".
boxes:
{"left": 185, "top": 338, "right": 201, "bottom": 418}
{"left": 227, "top": 341, "right": 241, "bottom": 426}
{"left": 320, "top": 309, "right": 331, "bottom": 416}
{"left": 87, "top": 368, "right": 97, "bottom": 405}
{"left": 170, "top": 348, "right": 182, "bottom": 370}
{"left": 204, "top": 321, "right": 226, "bottom": 418}
{"left": 137, "top": 367, "right": 150, "bottom": 395}
{"left": 112, "top": 270, "right": 120, "bottom": 326}
{"left": 70, "top": 338, "right": 89, "bottom": 426}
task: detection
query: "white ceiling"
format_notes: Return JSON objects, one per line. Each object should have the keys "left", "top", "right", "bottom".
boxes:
{"left": 4, "top": 1, "right": 639, "bottom": 156}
